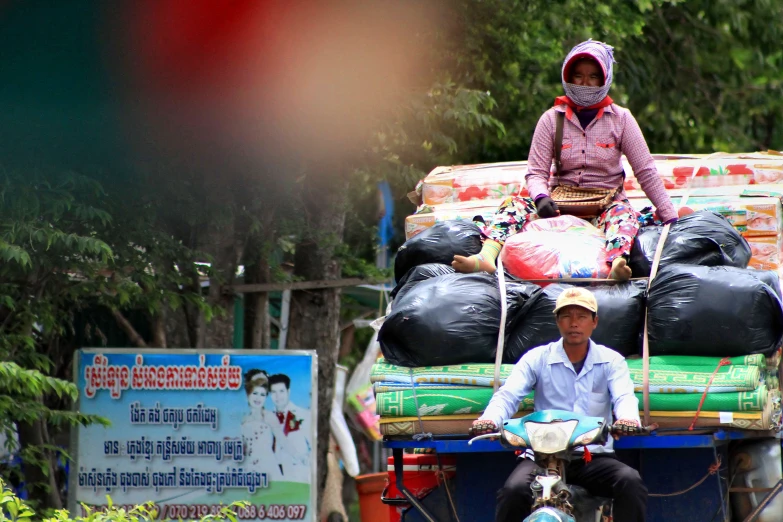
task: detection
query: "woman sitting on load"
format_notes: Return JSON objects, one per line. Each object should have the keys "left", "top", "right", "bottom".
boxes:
{"left": 453, "top": 40, "right": 682, "bottom": 280}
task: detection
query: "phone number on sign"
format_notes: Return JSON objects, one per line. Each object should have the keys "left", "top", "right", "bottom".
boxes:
{"left": 162, "top": 504, "right": 307, "bottom": 520}
{"left": 85, "top": 504, "right": 307, "bottom": 520}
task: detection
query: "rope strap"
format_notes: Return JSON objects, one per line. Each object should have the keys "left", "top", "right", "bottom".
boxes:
{"left": 408, "top": 368, "right": 432, "bottom": 441}
{"left": 434, "top": 453, "right": 461, "bottom": 522}
{"left": 642, "top": 222, "right": 670, "bottom": 426}
{"left": 649, "top": 457, "right": 722, "bottom": 498}
{"left": 493, "top": 256, "right": 508, "bottom": 393}
{"left": 688, "top": 358, "right": 732, "bottom": 431}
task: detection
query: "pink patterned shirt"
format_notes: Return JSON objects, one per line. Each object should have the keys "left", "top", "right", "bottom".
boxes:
{"left": 525, "top": 103, "right": 677, "bottom": 222}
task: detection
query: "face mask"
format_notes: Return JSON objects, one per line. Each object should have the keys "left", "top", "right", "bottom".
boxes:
{"left": 563, "top": 83, "right": 611, "bottom": 108}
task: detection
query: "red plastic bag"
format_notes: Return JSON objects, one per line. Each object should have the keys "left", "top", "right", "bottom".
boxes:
{"left": 501, "top": 215, "right": 610, "bottom": 280}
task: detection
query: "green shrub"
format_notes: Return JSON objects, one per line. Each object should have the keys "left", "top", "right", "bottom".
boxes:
{"left": 0, "top": 480, "right": 248, "bottom": 522}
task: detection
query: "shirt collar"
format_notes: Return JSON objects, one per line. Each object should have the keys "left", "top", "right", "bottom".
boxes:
{"left": 554, "top": 103, "right": 615, "bottom": 126}
{"left": 547, "top": 339, "right": 610, "bottom": 373}
{"left": 554, "top": 104, "right": 614, "bottom": 114}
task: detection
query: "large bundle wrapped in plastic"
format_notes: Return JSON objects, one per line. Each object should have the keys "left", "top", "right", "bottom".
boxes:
{"left": 630, "top": 211, "right": 751, "bottom": 277}
{"left": 390, "top": 263, "right": 455, "bottom": 301}
{"left": 418, "top": 162, "right": 528, "bottom": 205}
{"left": 648, "top": 265, "right": 783, "bottom": 356}
{"left": 379, "top": 272, "right": 541, "bottom": 367}
{"left": 500, "top": 215, "right": 610, "bottom": 280}
{"left": 506, "top": 281, "right": 647, "bottom": 358}
{"left": 404, "top": 200, "right": 502, "bottom": 240}
{"left": 394, "top": 220, "right": 482, "bottom": 283}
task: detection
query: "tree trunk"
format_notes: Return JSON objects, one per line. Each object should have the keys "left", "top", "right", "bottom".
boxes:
{"left": 244, "top": 281, "right": 271, "bottom": 349}
{"left": 185, "top": 266, "right": 206, "bottom": 348}
{"left": 151, "top": 309, "right": 167, "bottom": 348}
{"left": 286, "top": 176, "right": 348, "bottom": 512}
{"left": 201, "top": 215, "right": 245, "bottom": 348}
{"left": 164, "top": 306, "right": 194, "bottom": 348}
{"left": 243, "top": 219, "right": 275, "bottom": 349}
{"left": 17, "top": 417, "right": 62, "bottom": 510}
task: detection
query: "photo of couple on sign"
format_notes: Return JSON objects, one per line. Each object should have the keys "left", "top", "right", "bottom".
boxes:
{"left": 240, "top": 369, "right": 312, "bottom": 484}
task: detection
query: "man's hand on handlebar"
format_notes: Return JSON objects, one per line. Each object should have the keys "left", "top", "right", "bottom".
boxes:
{"left": 611, "top": 419, "right": 649, "bottom": 440}
{"left": 469, "top": 419, "right": 498, "bottom": 438}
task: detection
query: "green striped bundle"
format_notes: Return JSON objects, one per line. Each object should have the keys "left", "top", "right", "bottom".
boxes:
{"left": 376, "top": 387, "right": 534, "bottom": 417}
{"left": 627, "top": 364, "right": 761, "bottom": 393}
{"left": 371, "top": 359, "right": 513, "bottom": 387}
{"left": 626, "top": 354, "right": 767, "bottom": 368}
{"left": 634, "top": 384, "right": 768, "bottom": 412}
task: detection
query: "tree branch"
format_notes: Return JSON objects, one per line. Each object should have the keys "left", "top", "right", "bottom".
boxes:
{"left": 110, "top": 309, "right": 148, "bottom": 348}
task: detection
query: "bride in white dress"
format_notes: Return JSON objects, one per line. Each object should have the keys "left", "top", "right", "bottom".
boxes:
{"left": 241, "top": 370, "right": 282, "bottom": 483}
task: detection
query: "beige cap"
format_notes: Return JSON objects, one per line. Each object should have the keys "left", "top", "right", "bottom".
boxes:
{"left": 553, "top": 287, "right": 598, "bottom": 314}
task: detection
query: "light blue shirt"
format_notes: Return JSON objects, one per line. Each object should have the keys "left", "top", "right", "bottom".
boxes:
{"left": 480, "top": 339, "right": 640, "bottom": 453}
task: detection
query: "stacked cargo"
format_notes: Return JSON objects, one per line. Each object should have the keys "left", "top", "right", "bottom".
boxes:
{"left": 370, "top": 360, "right": 532, "bottom": 437}
{"left": 406, "top": 161, "right": 528, "bottom": 240}
{"left": 379, "top": 152, "right": 783, "bottom": 438}
{"left": 625, "top": 154, "right": 783, "bottom": 276}
{"left": 407, "top": 154, "right": 783, "bottom": 279}
{"left": 626, "top": 355, "right": 781, "bottom": 431}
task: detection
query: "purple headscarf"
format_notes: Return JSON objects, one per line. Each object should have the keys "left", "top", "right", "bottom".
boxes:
{"left": 561, "top": 40, "right": 616, "bottom": 107}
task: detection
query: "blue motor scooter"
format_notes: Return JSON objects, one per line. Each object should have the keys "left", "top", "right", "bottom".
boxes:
{"left": 469, "top": 410, "right": 651, "bottom": 522}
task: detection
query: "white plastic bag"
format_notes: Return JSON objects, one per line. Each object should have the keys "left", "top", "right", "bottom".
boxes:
{"left": 330, "top": 365, "right": 360, "bottom": 477}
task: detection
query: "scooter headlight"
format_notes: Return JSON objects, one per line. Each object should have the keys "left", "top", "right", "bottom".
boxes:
{"left": 574, "top": 426, "right": 603, "bottom": 447}
{"left": 524, "top": 420, "right": 578, "bottom": 454}
{"left": 503, "top": 430, "right": 527, "bottom": 447}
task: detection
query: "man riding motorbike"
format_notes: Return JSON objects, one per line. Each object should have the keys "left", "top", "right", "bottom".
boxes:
{"left": 471, "top": 287, "right": 647, "bottom": 522}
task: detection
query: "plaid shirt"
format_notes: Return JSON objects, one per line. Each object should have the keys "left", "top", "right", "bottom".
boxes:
{"left": 526, "top": 103, "right": 677, "bottom": 222}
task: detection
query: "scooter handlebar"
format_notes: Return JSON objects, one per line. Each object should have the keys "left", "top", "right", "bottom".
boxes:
{"left": 609, "top": 422, "right": 658, "bottom": 436}
{"left": 467, "top": 421, "right": 657, "bottom": 446}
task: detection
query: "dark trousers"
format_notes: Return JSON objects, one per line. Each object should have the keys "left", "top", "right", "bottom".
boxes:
{"left": 496, "top": 454, "right": 647, "bottom": 522}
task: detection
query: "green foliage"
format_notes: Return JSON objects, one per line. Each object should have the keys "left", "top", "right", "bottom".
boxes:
{"left": 0, "top": 166, "right": 212, "bottom": 508}
{"left": 439, "top": 0, "right": 783, "bottom": 159}
{"left": 0, "top": 362, "right": 107, "bottom": 429}
{"left": 363, "top": 79, "right": 505, "bottom": 188}
{"left": 345, "top": 76, "right": 508, "bottom": 266}
{"left": 0, "top": 171, "right": 112, "bottom": 494}
{"left": 0, "top": 480, "right": 247, "bottom": 521}
{"left": 620, "top": 0, "right": 783, "bottom": 152}
{"left": 0, "top": 170, "right": 115, "bottom": 354}
{"left": 436, "top": 0, "right": 667, "bottom": 162}
{"left": 96, "top": 199, "right": 215, "bottom": 325}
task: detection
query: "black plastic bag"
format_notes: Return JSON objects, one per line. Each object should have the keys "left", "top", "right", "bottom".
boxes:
{"left": 390, "top": 263, "right": 455, "bottom": 301}
{"left": 648, "top": 265, "right": 783, "bottom": 356}
{"left": 379, "top": 272, "right": 541, "bottom": 367}
{"left": 630, "top": 211, "right": 751, "bottom": 277}
{"left": 506, "top": 281, "right": 647, "bottom": 358}
{"left": 754, "top": 270, "right": 783, "bottom": 298}
{"left": 393, "top": 220, "right": 482, "bottom": 283}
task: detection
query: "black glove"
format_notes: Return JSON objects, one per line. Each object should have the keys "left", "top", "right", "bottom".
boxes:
{"left": 535, "top": 196, "right": 559, "bottom": 218}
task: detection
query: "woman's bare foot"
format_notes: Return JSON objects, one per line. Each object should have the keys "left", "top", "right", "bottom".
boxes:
{"left": 452, "top": 254, "right": 496, "bottom": 274}
{"left": 610, "top": 257, "right": 632, "bottom": 281}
